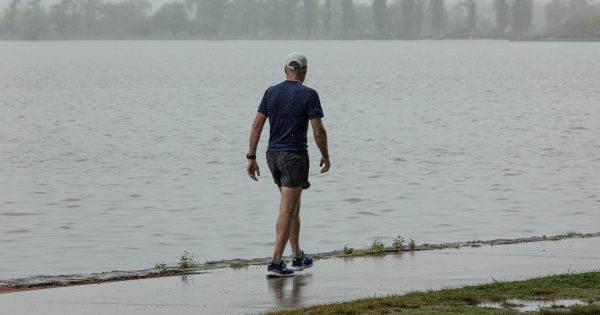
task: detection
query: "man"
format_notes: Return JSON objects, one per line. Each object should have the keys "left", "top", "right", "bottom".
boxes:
{"left": 247, "top": 52, "right": 330, "bottom": 277}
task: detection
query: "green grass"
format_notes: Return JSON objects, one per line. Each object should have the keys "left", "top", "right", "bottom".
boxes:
{"left": 539, "top": 305, "right": 600, "bottom": 315}
{"left": 269, "top": 272, "right": 600, "bottom": 315}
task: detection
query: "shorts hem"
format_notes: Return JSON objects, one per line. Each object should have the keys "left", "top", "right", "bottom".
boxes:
{"left": 275, "top": 182, "right": 311, "bottom": 190}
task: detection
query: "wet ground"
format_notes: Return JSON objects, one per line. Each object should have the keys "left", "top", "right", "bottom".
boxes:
{"left": 1, "top": 237, "right": 599, "bottom": 315}
{"left": 480, "top": 299, "right": 596, "bottom": 313}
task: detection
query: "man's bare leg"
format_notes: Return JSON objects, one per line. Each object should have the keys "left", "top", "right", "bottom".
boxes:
{"left": 272, "top": 186, "right": 302, "bottom": 263}
{"left": 289, "top": 198, "right": 301, "bottom": 258}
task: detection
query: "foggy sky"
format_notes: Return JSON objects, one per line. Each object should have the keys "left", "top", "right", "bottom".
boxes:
{"left": 0, "top": 0, "right": 560, "bottom": 14}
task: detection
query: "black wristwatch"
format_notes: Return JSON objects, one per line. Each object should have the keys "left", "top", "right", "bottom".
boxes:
{"left": 246, "top": 154, "right": 256, "bottom": 160}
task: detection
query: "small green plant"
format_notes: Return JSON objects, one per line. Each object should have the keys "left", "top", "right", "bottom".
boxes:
{"left": 178, "top": 251, "right": 196, "bottom": 269}
{"left": 370, "top": 240, "right": 385, "bottom": 253}
{"left": 409, "top": 238, "right": 416, "bottom": 251}
{"left": 392, "top": 236, "right": 405, "bottom": 251}
{"left": 343, "top": 244, "right": 354, "bottom": 255}
{"left": 155, "top": 262, "right": 167, "bottom": 273}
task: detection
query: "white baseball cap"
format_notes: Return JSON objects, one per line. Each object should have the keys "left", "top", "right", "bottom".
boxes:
{"left": 286, "top": 52, "right": 307, "bottom": 70}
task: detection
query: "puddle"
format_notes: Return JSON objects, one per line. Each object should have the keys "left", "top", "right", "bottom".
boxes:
{"left": 479, "top": 299, "right": 590, "bottom": 312}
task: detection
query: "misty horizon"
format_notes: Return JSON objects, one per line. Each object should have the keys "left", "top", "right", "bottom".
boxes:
{"left": 1, "top": 0, "right": 599, "bottom": 40}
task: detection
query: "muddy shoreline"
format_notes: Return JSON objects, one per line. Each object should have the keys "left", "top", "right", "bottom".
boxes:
{"left": 1, "top": 232, "right": 598, "bottom": 294}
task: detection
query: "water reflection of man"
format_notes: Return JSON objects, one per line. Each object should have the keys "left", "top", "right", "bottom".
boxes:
{"left": 267, "top": 274, "right": 312, "bottom": 308}
{"left": 247, "top": 52, "right": 330, "bottom": 277}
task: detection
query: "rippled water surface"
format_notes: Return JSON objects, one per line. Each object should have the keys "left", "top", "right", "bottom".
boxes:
{"left": 1, "top": 41, "right": 599, "bottom": 279}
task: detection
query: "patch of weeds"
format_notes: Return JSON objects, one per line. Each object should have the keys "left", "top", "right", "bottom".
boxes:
{"left": 178, "top": 251, "right": 198, "bottom": 270}
{"left": 392, "top": 236, "right": 405, "bottom": 251}
{"left": 343, "top": 244, "right": 354, "bottom": 255}
{"left": 371, "top": 240, "right": 385, "bottom": 254}
{"left": 422, "top": 243, "right": 444, "bottom": 250}
{"left": 230, "top": 260, "right": 249, "bottom": 270}
{"left": 154, "top": 262, "right": 167, "bottom": 274}
{"left": 409, "top": 238, "right": 416, "bottom": 251}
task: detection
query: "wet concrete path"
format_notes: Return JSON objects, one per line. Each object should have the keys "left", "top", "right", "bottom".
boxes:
{"left": 1, "top": 237, "right": 598, "bottom": 315}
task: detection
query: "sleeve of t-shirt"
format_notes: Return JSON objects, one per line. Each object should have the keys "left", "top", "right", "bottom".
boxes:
{"left": 257, "top": 90, "right": 268, "bottom": 116}
{"left": 308, "top": 90, "right": 324, "bottom": 120}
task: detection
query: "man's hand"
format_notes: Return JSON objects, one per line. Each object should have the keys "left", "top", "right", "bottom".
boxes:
{"left": 320, "top": 156, "right": 330, "bottom": 173}
{"left": 247, "top": 160, "right": 260, "bottom": 181}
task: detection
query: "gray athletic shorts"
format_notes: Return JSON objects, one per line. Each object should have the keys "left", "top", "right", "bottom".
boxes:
{"left": 266, "top": 150, "right": 310, "bottom": 189}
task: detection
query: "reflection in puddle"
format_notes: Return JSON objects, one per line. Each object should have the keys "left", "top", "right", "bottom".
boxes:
{"left": 267, "top": 274, "right": 313, "bottom": 309}
{"left": 480, "top": 299, "right": 589, "bottom": 312}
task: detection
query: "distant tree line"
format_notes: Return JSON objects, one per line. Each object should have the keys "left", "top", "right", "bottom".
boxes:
{"left": 543, "top": 0, "right": 600, "bottom": 38}
{"left": 1, "top": 0, "right": 599, "bottom": 40}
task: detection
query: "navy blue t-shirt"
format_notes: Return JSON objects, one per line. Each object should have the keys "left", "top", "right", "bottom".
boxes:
{"left": 257, "top": 80, "right": 324, "bottom": 151}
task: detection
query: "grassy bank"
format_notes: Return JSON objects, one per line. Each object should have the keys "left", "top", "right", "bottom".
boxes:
{"left": 270, "top": 272, "right": 600, "bottom": 315}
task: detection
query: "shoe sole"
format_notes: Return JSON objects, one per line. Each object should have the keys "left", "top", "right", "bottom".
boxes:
{"left": 266, "top": 271, "right": 294, "bottom": 277}
{"left": 291, "top": 263, "right": 313, "bottom": 271}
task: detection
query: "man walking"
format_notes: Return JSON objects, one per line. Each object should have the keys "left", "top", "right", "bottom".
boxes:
{"left": 247, "top": 52, "right": 330, "bottom": 277}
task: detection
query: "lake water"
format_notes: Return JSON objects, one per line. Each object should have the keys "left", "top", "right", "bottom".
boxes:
{"left": 1, "top": 40, "right": 599, "bottom": 279}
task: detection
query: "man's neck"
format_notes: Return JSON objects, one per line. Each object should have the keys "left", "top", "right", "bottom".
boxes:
{"left": 286, "top": 76, "right": 303, "bottom": 84}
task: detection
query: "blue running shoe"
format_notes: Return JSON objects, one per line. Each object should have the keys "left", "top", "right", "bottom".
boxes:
{"left": 291, "top": 251, "right": 313, "bottom": 271}
{"left": 267, "top": 261, "right": 294, "bottom": 277}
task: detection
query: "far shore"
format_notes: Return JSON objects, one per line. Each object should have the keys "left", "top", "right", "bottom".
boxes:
{"left": 1, "top": 37, "right": 599, "bottom": 42}
{"left": 512, "top": 36, "right": 600, "bottom": 42}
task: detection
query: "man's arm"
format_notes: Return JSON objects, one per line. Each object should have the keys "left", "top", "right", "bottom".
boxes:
{"left": 310, "top": 118, "right": 330, "bottom": 173}
{"left": 247, "top": 112, "right": 267, "bottom": 181}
